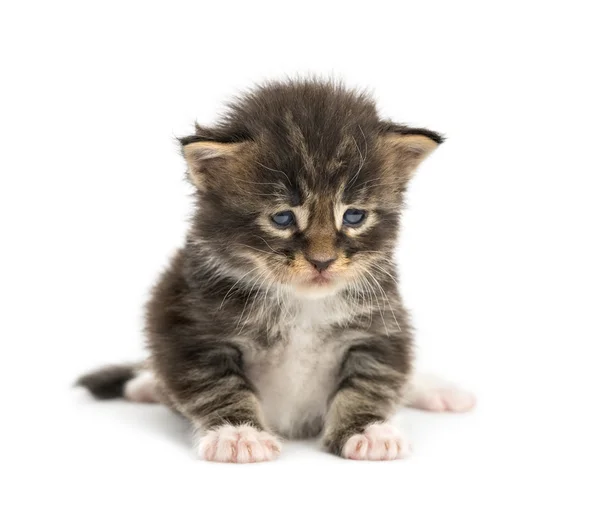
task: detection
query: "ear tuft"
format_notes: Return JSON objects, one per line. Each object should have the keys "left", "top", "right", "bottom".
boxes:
{"left": 378, "top": 123, "right": 443, "bottom": 181}
{"left": 380, "top": 123, "right": 445, "bottom": 145}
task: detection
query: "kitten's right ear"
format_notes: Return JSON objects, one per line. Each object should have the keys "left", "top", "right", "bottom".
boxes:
{"left": 180, "top": 136, "right": 244, "bottom": 190}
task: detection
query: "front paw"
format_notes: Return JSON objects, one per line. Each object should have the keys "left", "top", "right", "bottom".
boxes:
{"left": 342, "top": 423, "right": 412, "bottom": 461}
{"left": 198, "top": 424, "right": 281, "bottom": 463}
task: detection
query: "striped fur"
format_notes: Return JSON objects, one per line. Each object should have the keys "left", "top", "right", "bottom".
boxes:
{"left": 79, "top": 79, "right": 443, "bottom": 459}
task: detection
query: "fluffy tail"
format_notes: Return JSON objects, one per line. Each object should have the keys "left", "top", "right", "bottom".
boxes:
{"left": 75, "top": 364, "right": 139, "bottom": 400}
{"left": 76, "top": 363, "right": 159, "bottom": 403}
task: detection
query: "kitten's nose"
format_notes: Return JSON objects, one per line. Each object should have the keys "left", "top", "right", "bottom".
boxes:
{"left": 306, "top": 255, "right": 337, "bottom": 273}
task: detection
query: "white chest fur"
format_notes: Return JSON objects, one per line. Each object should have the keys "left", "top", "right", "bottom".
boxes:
{"left": 244, "top": 298, "right": 353, "bottom": 438}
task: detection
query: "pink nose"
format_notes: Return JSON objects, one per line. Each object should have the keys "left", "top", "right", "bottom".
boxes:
{"left": 306, "top": 256, "right": 337, "bottom": 272}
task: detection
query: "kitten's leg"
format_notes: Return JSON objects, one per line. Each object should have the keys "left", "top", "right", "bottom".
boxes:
{"left": 322, "top": 343, "right": 411, "bottom": 461}
{"left": 154, "top": 342, "right": 281, "bottom": 463}
{"left": 405, "top": 373, "right": 476, "bottom": 412}
{"left": 123, "top": 371, "right": 160, "bottom": 403}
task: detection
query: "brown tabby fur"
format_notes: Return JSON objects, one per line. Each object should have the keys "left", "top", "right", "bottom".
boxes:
{"left": 77, "top": 79, "right": 443, "bottom": 456}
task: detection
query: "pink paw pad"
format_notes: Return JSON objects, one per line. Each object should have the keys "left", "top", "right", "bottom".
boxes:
{"left": 199, "top": 425, "right": 281, "bottom": 463}
{"left": 342, "top": 423, "right": 411, "bottom": 461}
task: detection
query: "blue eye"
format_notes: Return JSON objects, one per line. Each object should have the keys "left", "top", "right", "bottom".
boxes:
{"left": 271, "top": 210, "right": 295, "bottom": 227}
{"left": 343, "top": 208, "right": 367, "bottom": 226}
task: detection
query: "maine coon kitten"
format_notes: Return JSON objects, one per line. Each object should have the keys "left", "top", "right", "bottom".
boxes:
{"left": 77, "top": 80, "right": 475, "bottom": 462}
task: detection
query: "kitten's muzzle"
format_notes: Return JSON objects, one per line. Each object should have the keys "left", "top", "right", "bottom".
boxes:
{"left": 305, "top": 254, "right": 337, "bottom": 273}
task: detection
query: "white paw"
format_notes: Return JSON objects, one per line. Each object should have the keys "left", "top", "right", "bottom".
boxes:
{"left": 198, "top": 425, "right": 281, "bottom": 463}
{"left": 342, "top": 423, "right": 411, "bottom": 461}
{"left": 406, "top": 373, "right": 476, "bottom": 412}
{"left": 124, "top": 371, "right": 160, "bottom": 403}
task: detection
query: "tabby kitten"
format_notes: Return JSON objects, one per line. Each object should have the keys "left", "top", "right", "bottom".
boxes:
{"left": 78, "top": 80, "right": 475, "bottom": 462}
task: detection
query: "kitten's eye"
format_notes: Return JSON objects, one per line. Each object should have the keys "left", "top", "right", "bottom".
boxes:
{"left": 271, "top": 210, "right": 295, "bottom": 228}
{"left": 343, "top": 208, "right": 367, "bottom": 226}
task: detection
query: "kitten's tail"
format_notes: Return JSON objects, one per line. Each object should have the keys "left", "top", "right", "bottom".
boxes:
{"left": 75, "top": 362, "right": 158, "bottom": 402}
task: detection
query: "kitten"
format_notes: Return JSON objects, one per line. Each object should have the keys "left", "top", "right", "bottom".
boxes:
{"left": 77, "top": 80, "right": 475, "bottom": 462}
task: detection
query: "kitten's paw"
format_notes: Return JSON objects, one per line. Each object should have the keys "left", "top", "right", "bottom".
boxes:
{"left": 342, "top": 423, "right": 411, "bottom": 461}
{"left": 199, "top": 424, "right": 281, "bottom": 463}
{"left": 406, "top": 373, "right": 476, "bottom": 412}
{"left": 124, "top": 371, "right": 159, "bottom": 403}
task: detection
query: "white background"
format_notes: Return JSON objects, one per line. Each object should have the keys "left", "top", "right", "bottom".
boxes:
{"left": 1, "top": 1, "right": 598, "bottom": 517}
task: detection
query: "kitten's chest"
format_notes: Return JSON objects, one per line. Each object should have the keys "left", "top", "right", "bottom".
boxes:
{"left": 244, "top": 302, "right": 349, "bottom": 438}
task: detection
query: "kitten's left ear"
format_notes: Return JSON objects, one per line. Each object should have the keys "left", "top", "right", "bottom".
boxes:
{"left": 378, "top": 124, "right": 444, "bottom": 181}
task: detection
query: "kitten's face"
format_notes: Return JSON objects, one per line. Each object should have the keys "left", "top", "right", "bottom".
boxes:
{"left": 228, "top": 170, "right": 394, "bottom": 298}
{"left": 252, "top": 190, "right": 385, "bottom": 299}
{"left": 181, "top": 82, "right": 441, "bottom": 298}
{"left": 185, "top": 134, "right": 438, "bottom": 299}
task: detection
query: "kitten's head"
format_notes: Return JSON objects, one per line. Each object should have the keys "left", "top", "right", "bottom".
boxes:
{"left": 181, "top": 80, "right": 442, "bottom": 298}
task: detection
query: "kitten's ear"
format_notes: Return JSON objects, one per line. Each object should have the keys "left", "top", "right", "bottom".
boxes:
{"left": 378, "top": 124, "right": 444, "bottom": 182}
{"left": 180, "top": 136, "right": 244, "bottom": 189}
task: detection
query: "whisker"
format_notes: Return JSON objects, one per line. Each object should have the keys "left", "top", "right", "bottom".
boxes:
{"left": 255, "top": 161, "right": 292, "bottom": 187}
{"left": 347, "top": 125, "right": 368, "bottom": 189}
{"left": 369, "top": 262, "right": 400, "bottom": 284}
{"left": 218, "top": 265, "right": 262, "bottom": 309}
{"left": 259, "top": 277, "right": 277, "bottom": 332}
{"left": 365, "top": 270, "right": 402, "bottom": 333}
{"left": 357, "top": 276, "right": 374, "bottom": 328}
{"left": 251, "top": 235, "right": 285, "bottom": 256}
{"left": 241, "top": 244, "right": 283, "bottom": 258}
{"left": 235, "top": 271, "right": 267, "bottom": 330}
{"left": 236, "top": 177, "right": 286, "bottom": 189}
{"left": 365, "top": 275, "right": 388, "bottom": 336}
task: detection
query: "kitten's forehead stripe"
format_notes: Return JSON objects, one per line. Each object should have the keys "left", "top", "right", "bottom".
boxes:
{"left": 284, "top": 111, "right": 317, "bottom": 179}
{"left": 216, "top": 81, "right": 383, "bottom": 198}
{"left": 290, "top": 188, "right": 302, "bottom": 207}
